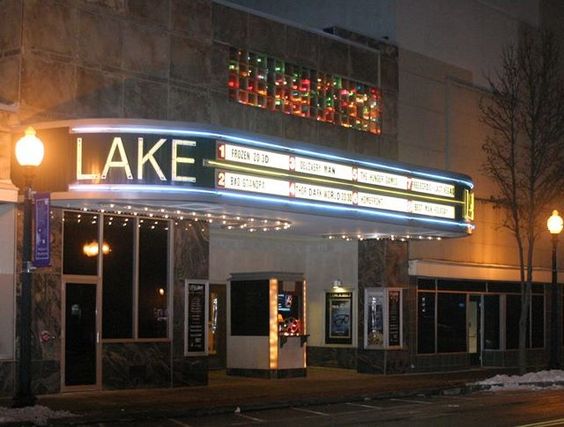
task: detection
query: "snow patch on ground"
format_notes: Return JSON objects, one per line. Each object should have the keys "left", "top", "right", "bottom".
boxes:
{"left": 0, "top": 405, "right": 74, "bottom": 426}
{"left": 475, "top": 369, "right": 564, "bottom": 391}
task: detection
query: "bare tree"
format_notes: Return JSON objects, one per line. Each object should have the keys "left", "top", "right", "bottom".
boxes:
{"left": 481, "top": 28, "right": 564, "bottom": 374}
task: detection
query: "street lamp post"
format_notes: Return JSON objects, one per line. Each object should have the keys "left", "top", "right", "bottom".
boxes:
{"left": 547, "top": 210, "right": 563, "bottom": 370}
{"left": 12, "top": 127, "right": 44, "bottom": 408}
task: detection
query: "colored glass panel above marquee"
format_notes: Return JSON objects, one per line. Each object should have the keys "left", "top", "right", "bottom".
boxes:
{"left": 228, "top": 48, "right": 382, "bottom": 135}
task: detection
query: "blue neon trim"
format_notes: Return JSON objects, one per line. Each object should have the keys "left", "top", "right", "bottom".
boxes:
{"left": 70, "top": 125, "right": 474, "bottom": 189}
{"left": 69, "top": 183, "right": 471, "bottom": 229}
{"left": 218, "top": 191, "right": 469, "bottom": 229}
{"left": 68, "top": 183, "right": 217, "bottom": 194}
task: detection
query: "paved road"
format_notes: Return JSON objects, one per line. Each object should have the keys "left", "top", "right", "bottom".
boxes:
{"left": 84, "top": 389, "right": 564, "bottom": 427}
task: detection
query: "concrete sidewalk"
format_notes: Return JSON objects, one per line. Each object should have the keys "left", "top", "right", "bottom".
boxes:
{"left": 0, "top": 367, "right": 512, "bottom": 425}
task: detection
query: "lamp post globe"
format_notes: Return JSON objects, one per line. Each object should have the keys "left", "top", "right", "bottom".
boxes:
{"left": 15, "top": 127, "right": 44, "bottom": 168}
{"left": 12, "top": 127, "right": 44, "bottom": 408}
{"left": 547, "top": 210, "right": 562, "bottom": 370}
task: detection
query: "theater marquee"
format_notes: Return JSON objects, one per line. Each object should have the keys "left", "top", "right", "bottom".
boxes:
{"left": 63, "top": 123, "right": 474, "bottom": 232}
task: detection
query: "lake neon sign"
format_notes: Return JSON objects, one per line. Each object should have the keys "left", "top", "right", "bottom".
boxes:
{"left": 73, "top": 132, "right": 472, "bottom": 222}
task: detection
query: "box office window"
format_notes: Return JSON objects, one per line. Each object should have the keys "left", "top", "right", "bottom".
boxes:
{"left": 63, "top": 211, "right": 170, "bottom": 340}
{"left": 231, "top": 280, "right": 269, "bottom": 336}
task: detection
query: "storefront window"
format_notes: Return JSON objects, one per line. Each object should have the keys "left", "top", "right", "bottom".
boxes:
{"left": 102, "top": 215, "right": 134, "bottom": 339}
{"left": 138, "top": 220, "right": 168, "bottom": 338}
{"left": 483, "top": 295, "right": 500, "bottom": 350}
{"left": 437, "top": 293, "right": 466, "bottom": 353}
{"left": 63, "top": 211, "right": 99, "bottom": 275}
{"left": 63, "top": 211, "right": 170, "bottom": 341}
{"left": 417, "top": 292, "right": 435, "bottom": 354}
{"left": 531, "top": 295, "right": 544, "bottom": 348}
{"left": 506, "top": 294, "right": 520, "bottom": 350}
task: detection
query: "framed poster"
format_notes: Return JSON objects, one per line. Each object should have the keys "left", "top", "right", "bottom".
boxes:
{"left": 184, "top": 280, "right": 209, "bottom": 356}
{"left": 325, "top": 292, "right": 353, "bottom": 344}
{"left": 365, "top": 289, "right": 385, "bottom": 347}
{"left": 364, "top": 288, "right": 403, "bottom": 349}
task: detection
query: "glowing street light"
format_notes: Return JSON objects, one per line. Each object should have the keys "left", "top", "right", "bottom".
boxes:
{"left": 12, "top": 127, "right": 44, "bottom": 407}
{"left": 547, "top": 210, "right": 562, "bottom": 369}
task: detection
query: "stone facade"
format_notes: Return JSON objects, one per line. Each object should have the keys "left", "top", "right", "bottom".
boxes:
{"left": 0, "top": 0, "right": 397, "bottom": 161}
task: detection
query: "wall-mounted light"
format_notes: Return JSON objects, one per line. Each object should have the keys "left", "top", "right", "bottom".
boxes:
{"left": 82, "top": 241, "right": 110, "bottom": 257}
{"left": 332, "top": 279, "right": 342, "bottom": 289}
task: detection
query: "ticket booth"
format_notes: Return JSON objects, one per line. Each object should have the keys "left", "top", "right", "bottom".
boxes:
{"left": 227, "top": 272, "right": 307, "bottom": 378}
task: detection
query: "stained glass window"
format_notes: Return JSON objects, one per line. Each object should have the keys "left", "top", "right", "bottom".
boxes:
{"left": 228, "top": 47, "right": 382, "bottom": 135}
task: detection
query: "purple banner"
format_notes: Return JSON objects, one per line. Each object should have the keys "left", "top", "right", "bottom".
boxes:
{"left": 33, "top": 192, "right": 50, "bottom": 267}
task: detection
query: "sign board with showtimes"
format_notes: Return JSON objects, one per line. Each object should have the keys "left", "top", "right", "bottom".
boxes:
{"left": 185, "top": 281, "right": 208, "bottom": 355}
{"left": 215, "top": 141, "right": 466, "bottom": 221}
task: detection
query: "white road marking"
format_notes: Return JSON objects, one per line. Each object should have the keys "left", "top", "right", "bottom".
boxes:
{"left": 515, "top": 418, "right": 564, "bottom": 427}
{"left": 236, "top": 413, "right": 264, "bottom": 422}
{"left": 291, "top": 407, "right": 330, "bottom": 416}
{"left": 345, "top": 402, "right": 383, "bottom": 409}
{"left": 391, "top": 398, "right": 433, "bottom": 405}
{"left": 168, "top": 418, "right": 193, "bottom": 427}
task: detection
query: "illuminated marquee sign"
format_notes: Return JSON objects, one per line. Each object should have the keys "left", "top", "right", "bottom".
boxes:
{"left": 73, "top": 133, "right": 471, "bottom": 222}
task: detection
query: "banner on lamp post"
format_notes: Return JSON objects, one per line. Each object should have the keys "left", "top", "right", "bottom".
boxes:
{"left": 33, "top": 192, "right": 50, "bottom": 268}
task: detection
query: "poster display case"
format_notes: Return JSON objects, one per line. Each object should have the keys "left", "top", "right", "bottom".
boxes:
{"left": 227, "top": 272, "right": 307, "bottom": 378}
{"left": 364, "top": 288, "right": 403, "bottom": 349}
{"left": 325, "top": 291, "right": 353, "bottom": 345}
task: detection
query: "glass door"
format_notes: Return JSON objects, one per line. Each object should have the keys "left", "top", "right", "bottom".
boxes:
{"left": 63, "top": 281, "right": 100, "bottom": 389}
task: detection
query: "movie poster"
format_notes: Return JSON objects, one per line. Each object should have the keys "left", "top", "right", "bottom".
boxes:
{"left": 325, "top": 292, "right": 353, "bottom": 344}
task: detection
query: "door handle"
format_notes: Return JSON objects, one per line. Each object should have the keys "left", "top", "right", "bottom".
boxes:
{"left": 96, "top": 332, "right": 100, "bottom": 344}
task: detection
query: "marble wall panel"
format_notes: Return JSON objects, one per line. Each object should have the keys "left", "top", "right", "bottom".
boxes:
{"left": 170, "top": 37, "right": 211, "bottom": 86}
{"left": 0, "top": 361, "right": 14, "bottom": 397}
{"left": 20, "top": 55, "right": 76, "bottom": 115}
{"left": 172, "top": 220, "right": 209, "bottom": 362}
{"left": 23, "top": 0, "right": 75, "bottom": 57}
{"left": 212, "top": 3, "right": 248, "bottom": 48}
{"left": 31, "top": 359, "right": 60, "bottom": 394}
{"left": 171, "top": 0, "right": 213, "bottom": 43}
{"left": 169, "top": 85, "right": 211, "bottom": 122}
{"left": 78, "top": 10, "right": 122, "bottom": 69}
{"left": 172, "top": 356, "right": 208, "bottom": 386}
{"left": 285, "top": 26, "right": 318, "bottom": 69}
{"left": 13, "top": 208, "right": 62, "bottom": 394}
{"left": 0, "top": 56, "right": 20, "bottom": 105}
{"left": 76, "top": 67, "right": 123, "bottom": 118}
{"left": 127, "top": 0, "right": 170, "bottom": 27}
{"left": 102, "top": 342, "right": 171, "bottom": 389}
{"left": 124, "top": 78, "right": 168, "bottom": 119}
{"left": 318, "top": 37, "right": 349, "bottom": 77}
{"left": 248, "top": 14, "right": 286, "bottom": 58}
{"left": 306, "top": 346, "right": 356, "bottom": 369}
{"left": 0, "top": 0, "right": 22, "bottom": 54}
{"left": 122, "top": 21, "right": 169, "bottom": 79}
{"left": 174, "top": 220, "right": 209, "bottom": 281}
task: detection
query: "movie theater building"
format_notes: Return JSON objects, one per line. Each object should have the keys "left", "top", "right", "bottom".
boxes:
{"left": 0, "top": 0, "right": 558, "bottom": 395}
